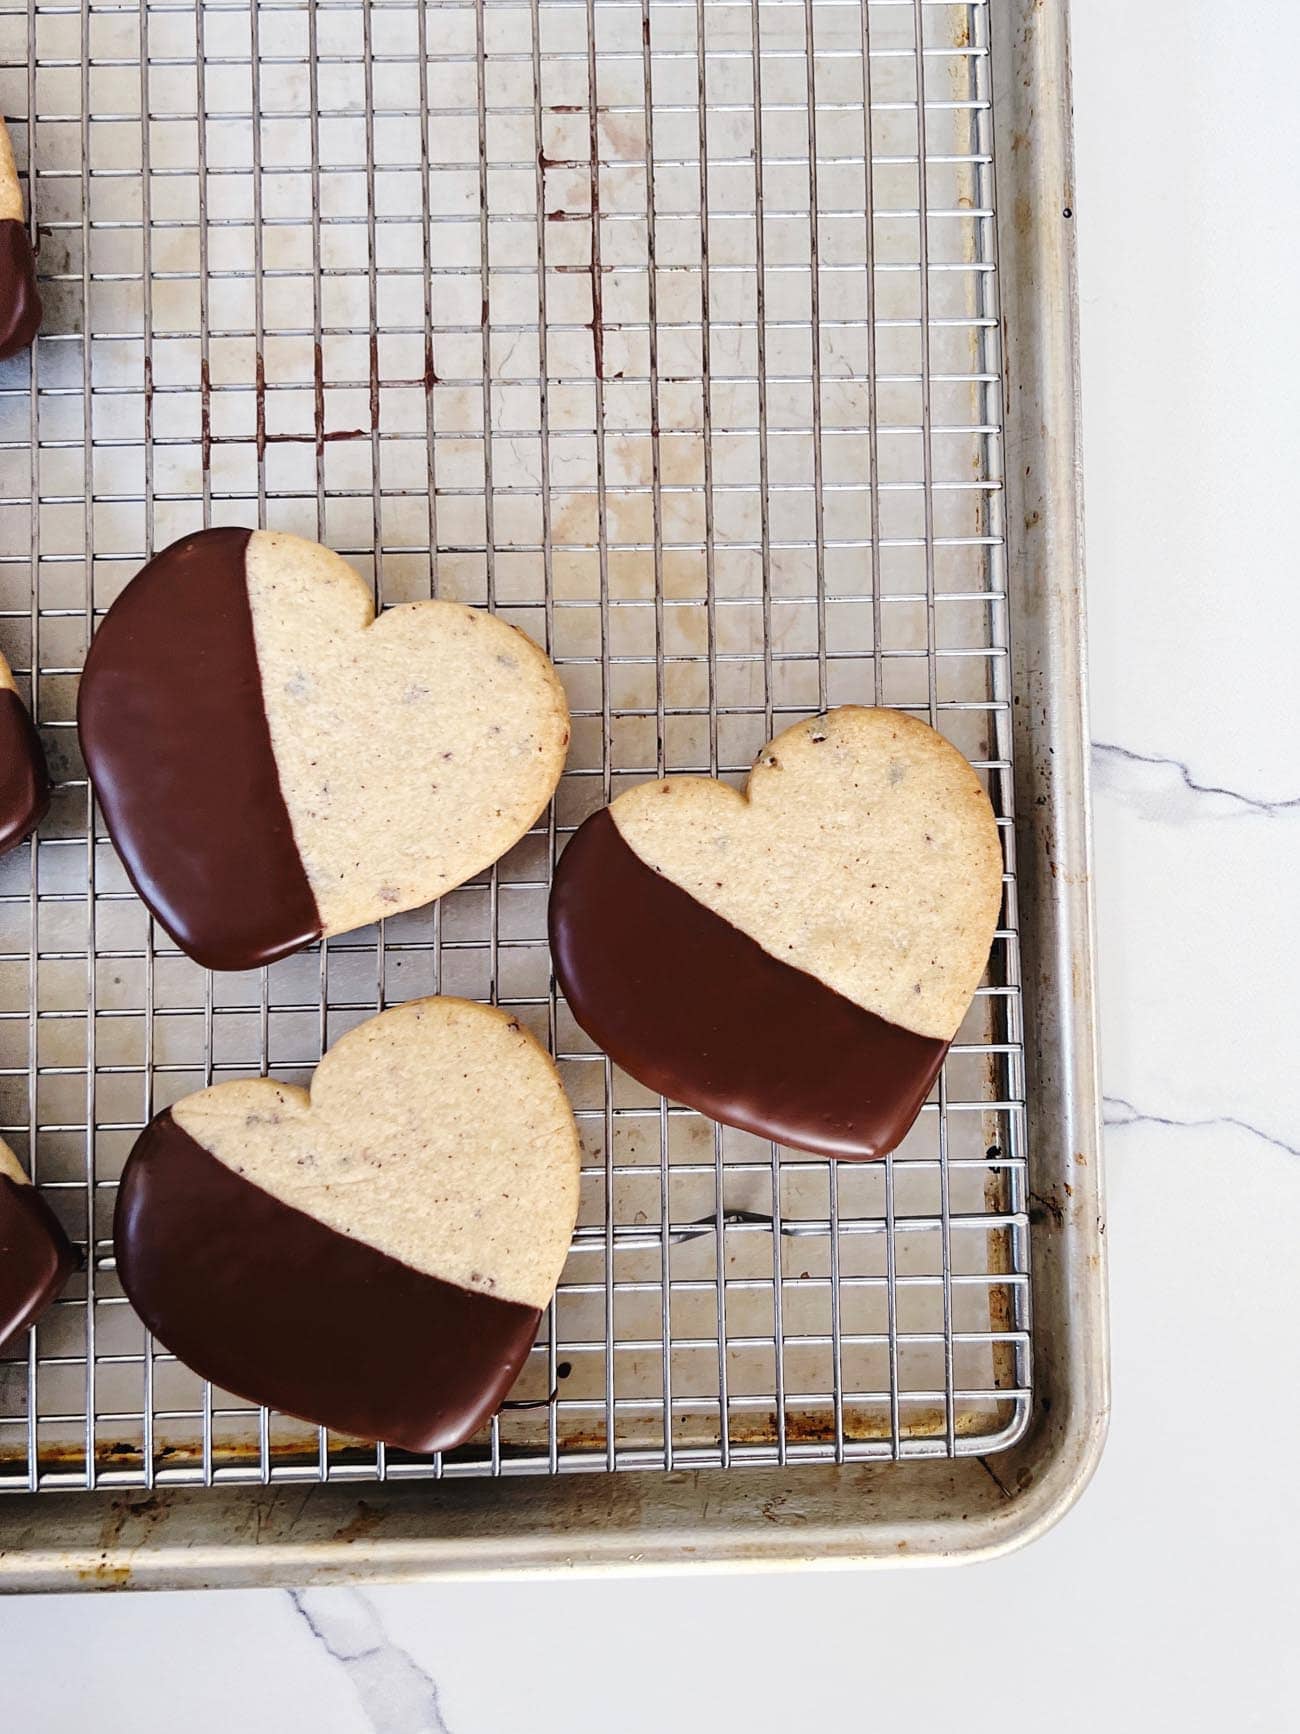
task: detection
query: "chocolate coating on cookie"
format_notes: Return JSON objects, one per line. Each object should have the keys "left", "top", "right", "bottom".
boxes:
{"left": 0, "top": 1174, "right": 76, "bottom": 1352}
{"left": 0, "top": 220, "right": 40, "bottom": 362}
{"left": 78, "top": 527, "right": 322, "bottom": 971}
{"left": 549, "top": 808, "right": 948, "bottom": 1160}
{"left": 115, "top": 1110, "right": 544, "bottom": 1453}
{"left": 0, "top": 685, "right": 49, "bottom": 855}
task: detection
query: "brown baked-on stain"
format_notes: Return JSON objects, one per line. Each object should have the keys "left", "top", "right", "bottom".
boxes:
{"left": 4, "top": 1395, "right": 994, "bottom": 1480}
{"left": 5, "top": 1404, "right": 974, "bottom": 1482}
{"left": 333, "top": 1500, "right": 385, "bottom": 1546}
{"left": 586, "top": 96, "right": 605, "bottom": 382}
{"left": 75, "top": 1561, "right": 133, "bottom": 1589}
{"left": 1028, "top": 1188, "right": 1065, "bottom": 1229}
{"left": 254, "top": 351, "right": 267, "bottom": 460}
{"left": 545, "top": 1404, "right": 971, "bottom": 1458}
{"left": 199, "top": 356, "right": 213, "bottom": 470}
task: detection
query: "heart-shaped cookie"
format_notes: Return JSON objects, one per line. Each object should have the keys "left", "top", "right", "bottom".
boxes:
{"left": 0, "top": 652, "right": 49, "bottom": 856}
{"left": 78, "top": 528, "right": 570, "bottom": 971}
{"left": 115, "top": 997, "right": 581, "bottom": 1452}
{"left": 0, "top": 1139, "right": 76, "bottom": 1352}
{"left": 550, "top": 706, "right": 1003, "bottom": 1160}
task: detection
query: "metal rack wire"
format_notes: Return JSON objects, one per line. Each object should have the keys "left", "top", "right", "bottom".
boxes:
{"left": 0, "top": 0, "right": 1029, "bottom": 1493}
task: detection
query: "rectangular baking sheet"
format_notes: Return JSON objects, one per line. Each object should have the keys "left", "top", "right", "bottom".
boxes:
{"left": 0, "top": 0, "right": 1106, "bottom": 1585}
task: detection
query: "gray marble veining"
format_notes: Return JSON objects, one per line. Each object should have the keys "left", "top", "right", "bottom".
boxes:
{"left": 1092, "top": 742, "right": 1300, "bottom": 820}
{"left": 289, "top": 1589, "right": 456, "bottom": 1734}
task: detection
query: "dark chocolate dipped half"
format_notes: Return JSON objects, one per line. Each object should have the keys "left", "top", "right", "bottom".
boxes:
{"left": 115, "top": 1110, "right": 545, "bottom": 1454}
{"left": 77, "top": 527, "right": 322, "bottom": 972}
{"left": 0, "top": 219, "right": 41, "bottom": 362}
{"left": 549, "top": 807, "right": 948, "bottom": 1160}
{"left": 0, "top": 681, "right": 49, "bottom": 855}
{"left": 0, "top": 1170, "right": 77, "bottom": 1353}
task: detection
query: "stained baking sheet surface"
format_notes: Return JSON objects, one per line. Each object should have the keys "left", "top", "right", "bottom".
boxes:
{"left": 0, "top": 0, "right": 1030, "bottom": 1494}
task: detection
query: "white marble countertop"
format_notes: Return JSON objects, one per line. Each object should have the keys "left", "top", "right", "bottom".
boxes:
{"left": 4, "top": 2, "right": 1298, "bottom": 1727}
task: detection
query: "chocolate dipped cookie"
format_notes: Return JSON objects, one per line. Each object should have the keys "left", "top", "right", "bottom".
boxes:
{"left": 78, "top": 528, "right": 570, "bottom": 971}
{"left": 550, "top": 706, "right": 1003, "bottom": 1160}
{"left": 114, "top": 997, "right": 581, "bottom": 1453}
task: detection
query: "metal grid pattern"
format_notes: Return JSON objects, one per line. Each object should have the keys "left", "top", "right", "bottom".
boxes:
{"left": 0, "top": 0, "right": 1028, "bottom": 1492}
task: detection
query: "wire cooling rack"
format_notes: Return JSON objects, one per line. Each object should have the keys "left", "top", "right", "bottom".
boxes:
{"left": 0, "top": 0, "right": 1027, "bottom": 1492}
